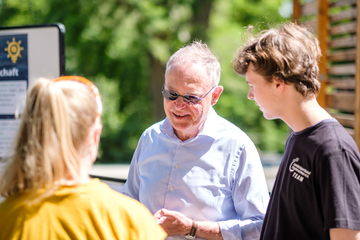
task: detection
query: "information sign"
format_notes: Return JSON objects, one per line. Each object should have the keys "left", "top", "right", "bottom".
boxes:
{"left": 0, "top": 24, "right": 65, "bottom": 158}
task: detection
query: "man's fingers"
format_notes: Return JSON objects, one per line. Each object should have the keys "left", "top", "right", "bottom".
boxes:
{"left": 154, "top": 209, "right": 162, "bottom": 218}
{"left": 157, "top": 208, "right": 173, "bottom": 218}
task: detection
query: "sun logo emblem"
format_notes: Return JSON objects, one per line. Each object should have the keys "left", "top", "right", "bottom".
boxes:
{"left": 4, "top": 37, "right": 24, "bottom": 64}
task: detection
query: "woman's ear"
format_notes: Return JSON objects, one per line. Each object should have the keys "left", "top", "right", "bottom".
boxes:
{"left": 87, "top": 122, "right": 102, "bottom": 164}
{"left": 93, "top": 123, "right": 102, "bottom": 146}
{"left": 211, "top": 86, "right": 224, "bottom": 106}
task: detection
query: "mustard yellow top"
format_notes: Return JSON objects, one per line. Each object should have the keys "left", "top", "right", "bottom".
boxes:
{"left": 0, "top": 178, "right": 167, "bottom": 240}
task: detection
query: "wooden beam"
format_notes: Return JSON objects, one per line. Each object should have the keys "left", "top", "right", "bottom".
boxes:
{"left": 327, "top": 79, "right": 356, "bottom": 89}
{"left": 355, "top": 0, "right": 360, "bottom": 148}
{"left": 302, "top": 0, "right": 317, "bottom": 16}
{"left": 317, "top": 0, "right": 329, "bottom": 108}
{"left": 328, "top": 64, "right": 356, "bottom": 75}
{"left": 331, "top": 112, "right": 355, "bottom": 127}
{"left": 329, "top": 35, "right": 357, "bottom": 49}
{"left": 330, "top": 8, "right": 357, "bottom": 23}
{"left": 329, "top": 0, "right": 356, "bottom": 8}
{"left": 329, "top": 21, "right": 356, "bottom": 36}
{"left": 328, "top": 49, "right": 356, "bottom": 61}
{"left": 326, "top": 92, "right": 355, "bottom": 112}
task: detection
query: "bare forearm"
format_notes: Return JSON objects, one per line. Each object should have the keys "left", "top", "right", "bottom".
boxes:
{"left": 330, "top": 228, "right": 360, "bottom": 240}
{"left": 154, "top": 209, "right": 224, "bottom": 240}
{"left": 195, "top": 221, "right": 223, "bottom": 240}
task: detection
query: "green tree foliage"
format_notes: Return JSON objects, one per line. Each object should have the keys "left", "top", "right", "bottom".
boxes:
{"left": 208, "top": 0, "right": 291, "bottom": 153}
{"left": 0, "top": 0, "right": 291, "bottom": 163}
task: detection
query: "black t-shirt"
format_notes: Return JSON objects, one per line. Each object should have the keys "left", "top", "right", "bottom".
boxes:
{"left": 260, "top": 119, "right": 360, "bottom": 240}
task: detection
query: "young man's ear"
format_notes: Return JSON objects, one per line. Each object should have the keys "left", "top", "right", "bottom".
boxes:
{"left": 273, "top": 76, "right": 285, "bottom": 92}
{"left": 211, "top": 86, "right": 224, "bottom": 106}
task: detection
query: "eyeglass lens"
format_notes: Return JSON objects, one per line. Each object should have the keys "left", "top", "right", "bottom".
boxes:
{"left": 162, "top": 90, "right": 200, "bottom": 105}
{"left": 161, "top": 86, "right": 215, "bottom": 105}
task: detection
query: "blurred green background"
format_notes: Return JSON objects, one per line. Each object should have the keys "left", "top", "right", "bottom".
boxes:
{"left": 0, "top": 0, "right": 293, "bottom": 163}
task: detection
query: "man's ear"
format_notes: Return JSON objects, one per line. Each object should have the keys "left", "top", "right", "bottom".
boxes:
{"left": 211, "top": 86, "right": 224, "bottom": 106}
{"left": 273, "top": 76, "right": 285, "bottom": 93}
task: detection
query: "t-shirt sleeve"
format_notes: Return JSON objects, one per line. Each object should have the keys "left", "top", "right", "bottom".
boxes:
{"left": 319, "top": 149, "right": 360, "bottom": 230}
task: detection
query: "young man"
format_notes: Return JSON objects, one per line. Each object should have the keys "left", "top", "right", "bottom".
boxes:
{"left": 122, "top": 41, "right": 270, "bottom": 240}
{"left": 233, "top": 22, "right": 360, "bottom": 240}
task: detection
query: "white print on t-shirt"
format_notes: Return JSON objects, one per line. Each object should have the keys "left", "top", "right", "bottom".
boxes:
{"left": 289, "top": 158, "right": 311, "bottom": 182}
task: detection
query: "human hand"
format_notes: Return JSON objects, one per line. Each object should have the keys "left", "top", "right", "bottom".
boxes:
{"left": 154, "top": 209, "right": 167, "bottom": 224}
{"left": 153, "top": 208, "right": 192, "bottom": 236}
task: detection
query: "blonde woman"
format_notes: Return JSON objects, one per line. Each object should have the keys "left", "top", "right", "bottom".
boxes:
{"left": 0, "top": 76, "right": 167, "bottom": 240}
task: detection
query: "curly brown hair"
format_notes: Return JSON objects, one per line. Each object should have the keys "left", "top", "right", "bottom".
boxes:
{"left": 233, "top": 22, "right": 321, "bottom": 96}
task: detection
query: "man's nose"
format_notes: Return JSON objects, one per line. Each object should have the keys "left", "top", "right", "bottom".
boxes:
{"left": 174, "top": 96, "right": 187, "bottom": 108}
{"left": 247, "top": 89, "right": 254, "bottom": 100}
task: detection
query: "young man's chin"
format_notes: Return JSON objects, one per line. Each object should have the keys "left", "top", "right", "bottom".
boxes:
{"left": 263, "top": 113, "right": 278, "bottom": 121}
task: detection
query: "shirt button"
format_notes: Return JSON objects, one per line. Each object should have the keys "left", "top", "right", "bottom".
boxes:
{"left": 175, "top": 164, "right": 180, "bottom": 168}
{"left": 170, "top": 186, "right": 175, "bottom": 191}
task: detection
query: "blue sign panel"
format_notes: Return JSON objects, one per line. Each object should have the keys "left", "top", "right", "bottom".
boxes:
{"left": 0, "top": 34, "right": 28, "bottom": 119}
{"left": 0, "top": 34, "right": 28, "bottom": 157}
{"left": 0, "top": 24, "right": 64, "bottom": 159}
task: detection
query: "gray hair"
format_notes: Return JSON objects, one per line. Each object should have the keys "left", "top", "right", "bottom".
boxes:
{"left": 166, "top": 40, "right": 221, "bottom": 86}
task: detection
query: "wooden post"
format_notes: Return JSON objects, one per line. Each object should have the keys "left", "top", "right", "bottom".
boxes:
{"left": 292, "top": 0, "right": 301, "bottom": 21}
{"left": 355, "top": 0, "right": 360, "bottom": 149}
{"left": 317, "top": 0, "right": 329, "bottom": 108}
{"left": 150, "top": 57, "right": 166, "bottom": 122}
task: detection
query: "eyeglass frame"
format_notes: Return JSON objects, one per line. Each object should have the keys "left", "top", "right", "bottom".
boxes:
{"left": 161, "top": 84, "right": 216, "bottom": 106}
{"left": 54, "top": 76, "right": 103, "bottom": 117}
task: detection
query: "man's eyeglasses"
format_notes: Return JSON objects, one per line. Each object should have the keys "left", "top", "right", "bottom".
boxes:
{"left": 54, "top": 76, "right": 103, "bottom": 117}
{"left": 161, "top": 85, "right": 215, "bottom": 106}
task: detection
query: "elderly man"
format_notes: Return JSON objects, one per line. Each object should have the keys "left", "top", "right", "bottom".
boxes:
{"left": 121, "top": 41, "right": 269, "bottom": 240}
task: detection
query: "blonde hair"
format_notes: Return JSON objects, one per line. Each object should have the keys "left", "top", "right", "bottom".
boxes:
{"left": 0, "top": 78, "right": 98, "bottom": 203}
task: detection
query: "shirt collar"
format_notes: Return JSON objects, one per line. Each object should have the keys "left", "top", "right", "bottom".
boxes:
{"left": 198, "top": 107, "right": 218, "bottom": 139}
{"left": 160, "top": 107, "right": 218, "bottom": 142}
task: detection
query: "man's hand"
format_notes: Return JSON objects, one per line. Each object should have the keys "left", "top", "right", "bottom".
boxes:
{"left": 154, "top": 208, "right": 192, "bottom": 236}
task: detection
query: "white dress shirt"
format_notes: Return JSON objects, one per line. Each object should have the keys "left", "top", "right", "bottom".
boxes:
{"left": 121, "top": 107, "right": 269, "bottom": 240}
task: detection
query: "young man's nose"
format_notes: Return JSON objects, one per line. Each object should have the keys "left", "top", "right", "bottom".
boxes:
{"left": 247, "top": 89, "right": 254, "bottom": 100}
